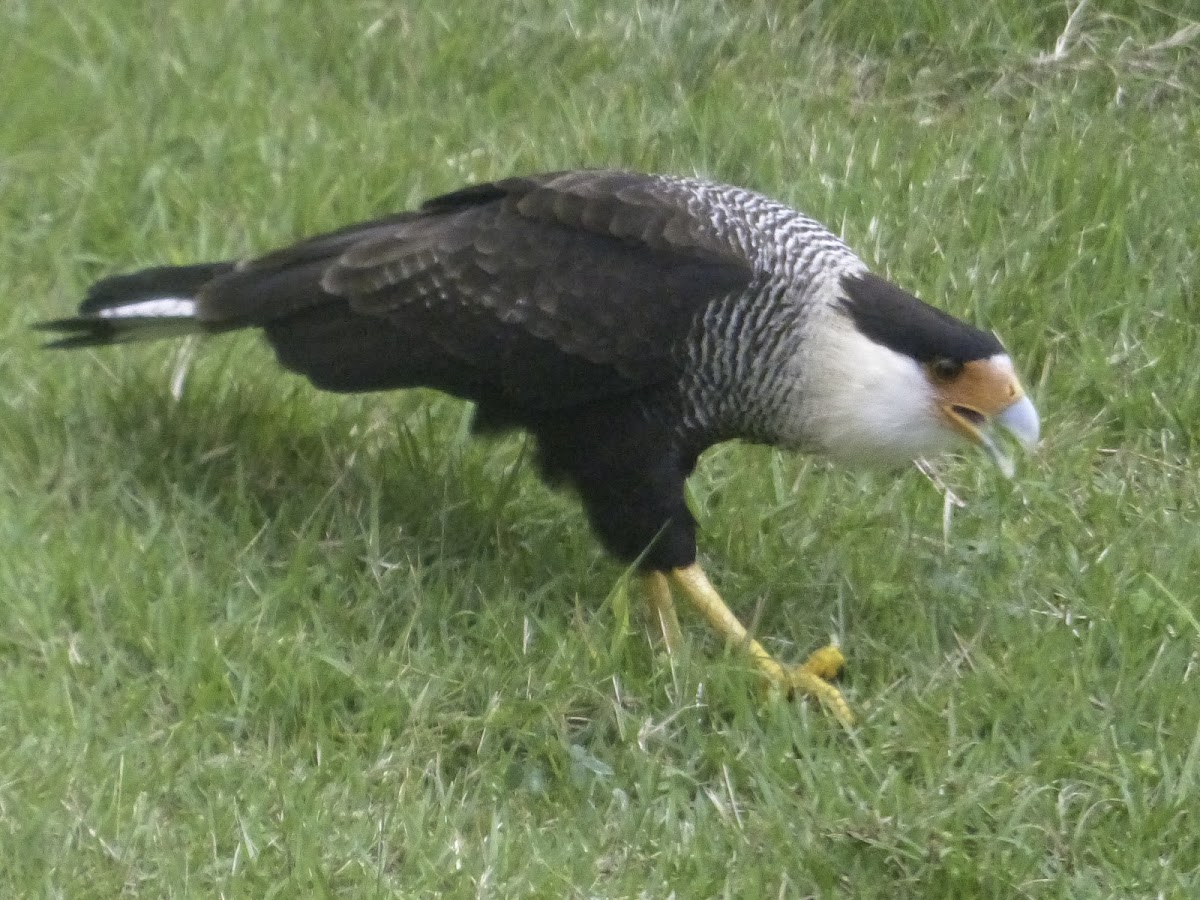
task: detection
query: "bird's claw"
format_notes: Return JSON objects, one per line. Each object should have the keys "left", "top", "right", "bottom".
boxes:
{"left": 661, "top": 566, "right": 855, "bottom": 727}
{"left": 774, "top": 644, "right": 855, "bottom": 727}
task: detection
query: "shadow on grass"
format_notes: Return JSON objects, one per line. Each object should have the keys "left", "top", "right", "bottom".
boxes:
{"left": 49, "top": 360, "right": 602, "bottom": 611}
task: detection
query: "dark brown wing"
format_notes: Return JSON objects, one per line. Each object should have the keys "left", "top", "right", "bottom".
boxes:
{"left": 196, "top": 171, "right": 753, "bottom": 409}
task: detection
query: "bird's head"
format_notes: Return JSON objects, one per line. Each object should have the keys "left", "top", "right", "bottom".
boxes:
{"left": 794, "top": 271, "right": 1039, "bottom": 474}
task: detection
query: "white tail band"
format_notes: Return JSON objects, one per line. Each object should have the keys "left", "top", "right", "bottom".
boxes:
{"left": 97, "top": 298, "right": 196, "bottom": 319}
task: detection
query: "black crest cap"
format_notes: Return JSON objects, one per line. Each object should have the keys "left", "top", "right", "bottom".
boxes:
{"left": 840, "top": 272, "right": 1003, "bottom": 363}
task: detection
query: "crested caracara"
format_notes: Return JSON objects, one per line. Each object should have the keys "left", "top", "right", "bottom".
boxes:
{"left": 38, "top": 170, "right": 1041, "bottom": 725}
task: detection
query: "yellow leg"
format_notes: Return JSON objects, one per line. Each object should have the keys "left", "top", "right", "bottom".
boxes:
{"left": 666, "top": 563, "right": 855, "bottom": 727}
{"left": 642, "top": 572, "right": 684, "bottom": 655}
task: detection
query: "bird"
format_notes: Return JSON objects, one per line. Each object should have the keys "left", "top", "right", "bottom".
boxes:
{"left": 37, "top": 169, "right": 1040, "bottom": 725}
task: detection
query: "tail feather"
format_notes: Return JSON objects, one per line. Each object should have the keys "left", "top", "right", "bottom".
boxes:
{"left": 80, "top": 262, "right": 235, "bottom": 313}
{"left": 37, "top": 261, "right": 237, "bottom": 349}
{"left": 34, "top": 313, "right": 205, "bottom": 349}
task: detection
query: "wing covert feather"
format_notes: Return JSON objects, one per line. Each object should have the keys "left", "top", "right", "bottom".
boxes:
{"left": 210, "top": 171, "right": 756, "bottom": 409}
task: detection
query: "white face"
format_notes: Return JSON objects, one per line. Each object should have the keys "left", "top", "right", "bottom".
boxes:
{"left": 769, "top": 273, "right": 1037, "bottom": 472}
{"left": 784, "top": 309, "right": 964, "bottom": 467}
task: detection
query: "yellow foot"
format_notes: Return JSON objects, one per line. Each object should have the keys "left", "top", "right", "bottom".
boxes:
{"left": 659, "top": 563, "right": 857, "bottom": 728}
{"left": 799, "top": 643, "right": 846, "bottom": 681}
{"left": 642, "top": 571, "right": 684, "bottom": 656}
{"left": 785, "top": 644, "right": 854, "bottom": 727}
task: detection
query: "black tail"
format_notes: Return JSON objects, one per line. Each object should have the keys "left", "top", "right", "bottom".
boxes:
{"left": 35, "top": 262, "right": 236, "bottom": 349}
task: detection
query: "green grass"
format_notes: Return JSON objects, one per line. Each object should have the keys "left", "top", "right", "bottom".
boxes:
{"left": 3, "top": 0, "right": 1199, "bottom": 895}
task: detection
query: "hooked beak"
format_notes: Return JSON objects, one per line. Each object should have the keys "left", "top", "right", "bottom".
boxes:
{"left": 971, "top": 394, "right": 1040, "bottom": 478}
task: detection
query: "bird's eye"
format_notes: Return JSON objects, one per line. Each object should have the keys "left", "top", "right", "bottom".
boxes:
{"left": 930, "top": 358, "right": 963, "bottom": 381}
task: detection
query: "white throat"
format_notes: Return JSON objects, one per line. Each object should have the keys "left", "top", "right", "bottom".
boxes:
{"left": 784, "top": 309, "right": 958, "bottom": 466}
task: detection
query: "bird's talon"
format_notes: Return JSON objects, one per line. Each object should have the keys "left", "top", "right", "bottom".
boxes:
{"left": 785, "top": 651, "right": 855, "bottom": 727}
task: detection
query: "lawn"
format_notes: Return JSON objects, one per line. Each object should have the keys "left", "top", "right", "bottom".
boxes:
{"left": 2, "top": 0, "right": 1198, "bottom": 895}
